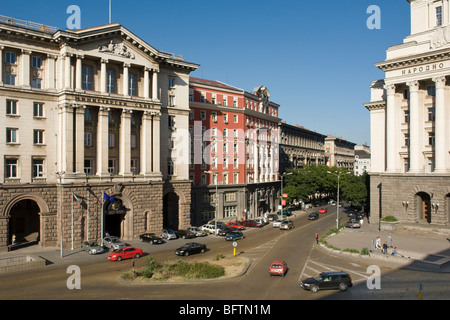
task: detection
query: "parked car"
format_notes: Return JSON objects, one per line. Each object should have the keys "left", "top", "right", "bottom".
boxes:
{"left": 108, "top": 246, "right": 143, "bottom": 261}
{"left": 280, "top": 210, "right": 292, "bottom": 216}
{"left": 308, "top": 212, "right": 319, "bottom": 220}
{"left": 175, "top": 229, "right": 196, "bottom": 239}
{"left": 186, "top": 227, "right": 207, "bottom": 237}
{"left": 81, "top": 240, "right": 106, "bottom": 255}
{"left": 102, "top": 236, "right": 126, "bottom": 250}
{"left": 269, "top": 260, "right": 288, "bottom": 277}
{"left": 299, "top": 271, "right": 353, "bottom": 293}
{"left": 202, "top": 224, "right": 219, "bottom": 235}
{"left": 267, "top": 214, "right": 278, "bottom": 221}
{"left": 174, "top": 242, "right": 206, "bottom": 256}
{"left": 218, "top": 226, "right": 234, "bottom": 236}
{"left": 345, "top": 219, "right": 361, "bottom": 228}
{"left": 161, "top": 229, "right": 178, "bottom": 240}
{"left": 225, "top": 231, "right": 245, "bottom": 241}
{"left": 240, "top": 220, "right": 262, "bottom": 228}
{"left": 319, "top": 207, "right": 328, "bottom": 214}
{"left": 139, "top": 233, "right": 164, "bottom": 244}
{"left": 273, "top": 219, "right": 286, "bottom": 228}
{"left": 227, "top": 221, "right": 245, "bottom": 230}
{"left": 279, "top": 220, "right": 294, "bottom": 230}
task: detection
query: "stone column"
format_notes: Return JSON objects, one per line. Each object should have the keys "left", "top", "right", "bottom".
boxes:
{"left": 408, "top": 80, "right": 421, "bottom": 173}
{"left": 144, "top": 67, "right": 150, "bottom": 99}
{"left": 123, "top": 63, "right": 130, "bottom": 97}
{"left": 75, "top": 106, "right": 86, "bottom": 175}
{"left": 59, "top": 104, "right": 74, "bottom": 173}
{"left": 140, "top": 111, "right": 153, "bottom": 175}
{"left": 21, "top": 49, "right": 31, "bottom": 88}
{"left": 152, "top": 112, "right": 161, "bottom": 174}
{"left": 75, "top": 55, "right": 84, "bottom": 91}
{"left": 119, "top": 109, "right": 132, "bottom": 176}
{"left": 64, "top": 53, "right": 72, "bottom": 90}
{"left": 433, "top": 76, "right": 447, "bottom": 173}
{"left": 152, "top": 70, "right": 159, "bottom": 101}
{"left": 0, "top": 46, "right": 3, "bottom": 85}
{"left": 385, "top": 83, "right": 397, "bottom": 172}
{"left": 100, "top": 59, "right": 108, "bottom": 94}
{"left": 96, "top": 107, "right": 110, "bottom": 176}
{"left": 46, "top": 54, "right": 57, "bottom": 90}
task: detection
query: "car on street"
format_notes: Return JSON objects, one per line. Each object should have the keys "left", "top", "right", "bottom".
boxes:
{"left": 299, "top": 271, "right": 353, "bottom": 293}
{"left": 81, "top": 240, "right": 106, "bottom": 255}
{"left": 308, "top": 212, "right": 319, "bottom": 220}
{"left": 239, "top": 220, "right": 261, "bottom": 228}
{"left": 217, "top": 226, "right": 234, "bottom": 236}
{"left": 279, "top": 220, "right": 294, "bottom": 230}
{"left": 139, "top": 233, "right": 164, "bottom": 244}
{"left": 102, "top": 236, "right": 126, "bottom": 250}
{"left": 161, "top": 229, "right": 178, "bottom": 240}
{"left": 108, "top": 246, "right": 143, "bottom": 261}
{"left": 345, "top": 219, "right": 361, "bottom": 228}
{"left": 269, "top": 260, "right": 288, "bottom": 277}
{"left": 186, "top": 227, "right": 207, "bottom": 237}
{"left": 273, "top": 219, "right": 286, "bottom": 228}
{"left": 175, "top": 229, "right": 196, "bottom": 239}
{"left": 319, "top": 207, "right": 328, "bottom": 214}
{"left": 280, "top": 210, "right": 292, "bottom": 216}
{"left": 226, "top": 221, "right": 245, "bottom": 230}
{"left": 174, "top": 242, "right": 206, "bottom": 256}
{"left": 267, "top": 214, "right": 278, "bottom": 221}
{"left": 225, "top": 231, "right": 245, "bottom": 241}
{"left": 202, "top": 224, "right": 219, "bottom": 235}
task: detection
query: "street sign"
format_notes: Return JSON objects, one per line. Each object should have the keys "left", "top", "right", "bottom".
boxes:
{"left": 232, "top": 241, "right": 238, "bottom": 248}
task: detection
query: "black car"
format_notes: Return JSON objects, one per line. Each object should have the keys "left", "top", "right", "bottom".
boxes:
{"left": 218, "top": 226, "right": 234, "bottom": 236}
{"left": 174, "top": 242, "right": 207, "bottom": 256}
{"left": 139, "top": 233, "right": 164, "bottom": 244}
{"left": 299, "top": 271, "right": 353, "bottom": 293}
{"left": 308, "top": 212, "right": 319, "bottom": 220}
{"left": 175, "top": 229, "right": 196, "bottom": 239}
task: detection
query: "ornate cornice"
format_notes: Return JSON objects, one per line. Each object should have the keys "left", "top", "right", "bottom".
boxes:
{"left": 364, "top": 100, "right": 386, "bottom": 111}
{"left": 375, "top": 49, "right": 450, "bottom": 72}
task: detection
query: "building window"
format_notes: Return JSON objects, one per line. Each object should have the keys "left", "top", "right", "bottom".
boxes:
{"left": 212, "top": 112, "right": 217, "bottom": 122}
{"left": 32, "top": 78, "right": 42, "bottom": 89}
{"left": 33, "top": 130, "right": 44, "bottom": 145}
{"left": 168, "top": 77, "right": 175, "bottom": 88}
{"left": 201, "top": 174, "right": 207, "bottom": 186}
{"left": 6, "top": 128, "right": 18, "bottom": 143}
{"left": 427, "top": 86, "right": 436, "bottom": 97}
{"left": 84, "top": 132, "right": 92, "bottom": 147}
{"left": 5, "top": 158, "right": 18, "bottom": 178}
{"left": 5, "top": 51, "right": 16, "bottom": 64}
{"left": 404, "top": 133, "right": 410, "bottom": 147}
{"left": 108, "top": 159, "right": 116, "bottom": 174}
{"left": 32, "top": 56, "right": 42, "bottom": 69}
{"left": 84, "top": 159, "right": 93, "bottom": 175}
{"left": 428, "top": 132, "right": 435, "bottom": 146}
{"left": 108, "top": 134, "right": 115, "bottom": 147}
{"left": 168, "top": 160, "right": 174, "bottom": 176}
{"left": 428, "top": 107, "right": 436, "bottom": 121}
{"left": 223, "top": 113, "right": 228, "bottom": 124}
{"left": 225, "top": 192, "right": 236, "bottom": 202}
{"left": 404, "top": 110, "right": 409, "bottom": 124}
{"left": 223, "top": 96, "right": 228, "bottom": 106}
{"left": 224, "top": 206, "right": 237, "bottom": 218}
{"left": 32, "top": 159, "right": 44, "bottom": 178}
{"left": 5, "top": 74, "right": 16, "bottom": 85}
{"left": 129, "top": 74, "right": 137, "bottom": 96}
{"left": 82, "top": 66, "right": 93, "bottom": 90}
{"left": 131, "top": 159, "right": 138, "bottom": 175}
{"left": 436, "top": 6, "right": 443, "bottom": 26}
{"left": 130, "top": 134, "right": 137, "bottom": 148}
{"left": 6, "top": 100, "right": 18, "bottom": 115}
{"left": 169, "top": 95, "right": 175, "bottom": 107}
{"left": 234, "top": 173, "right": 239, "bottom": 184}
{"left": 189, "top": 89, "right": 194, "bottom": 102}
{"left": 234, "top": 114, "right": 238, "bottom": 123}
{"left": 201, "top": 110, "right": 206, "bottom": 121}
{"left": 33, "top": 102, "right": 44, "bottom": 117}
{"left": 106, "top": 70, "right": 116, "bottom": 93}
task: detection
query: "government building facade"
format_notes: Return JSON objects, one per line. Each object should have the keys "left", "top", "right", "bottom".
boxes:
{"left": 0, "top": 17, "right": 198, "bottom": 251}
{"left": 365, "top": 0, "right": 450, "bottom": 226}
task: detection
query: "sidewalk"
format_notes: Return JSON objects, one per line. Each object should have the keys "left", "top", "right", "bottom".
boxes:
{"left": 324, "top": 219, "right": 450, "bottom": 272}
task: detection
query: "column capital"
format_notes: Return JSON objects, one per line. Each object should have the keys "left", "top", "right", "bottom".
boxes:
{"left": 101, "top": 58, "right": 109, "bottom": 64}
{"left": 384, "top": 83, "right": 396, "bottom": 94}
{"left": 433, "top": 76, "right": 446, "bottom": 89}
{"left": 407, "top": 80, "right": 419, "bottom": 92}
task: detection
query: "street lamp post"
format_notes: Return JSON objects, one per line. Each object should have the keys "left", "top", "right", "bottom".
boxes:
{"left": 281, "top": 172, "right": 293, "bottom": 216}
{"left": 327, "top": 170, "right": 351, "bottom": 229}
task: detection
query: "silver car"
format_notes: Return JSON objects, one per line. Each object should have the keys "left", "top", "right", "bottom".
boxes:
{"left": 187, "top": 227, "right": 207, "bottom": 237}
{"left": 280, "top": 220, "right": 294, "bottom": 230}
{"left": 161, "top": 229, "right": 177, "bottom": 240}
{"left": 273, "top": 219, "right": 286, "bottom": 228}
{"left": 102, "top": 236, "right": 126, "bottom": 250}
{"left": 81, "top": 240, "right": 106, "bottom": 255}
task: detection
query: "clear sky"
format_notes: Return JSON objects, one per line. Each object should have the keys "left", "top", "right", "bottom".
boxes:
{"left": 0, "top": 0, "right": 412, "bottom": 145}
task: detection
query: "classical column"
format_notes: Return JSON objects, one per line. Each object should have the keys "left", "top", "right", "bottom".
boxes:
{"left": 100, "top": 59, "right": 108, "bottom": 94}
{"left": 75, "top": 55, "right": 84, "bottom": 91}
{"left": 46, "top": 54, "right": 57, "bottom": 90}
{"left": 64, "top": 53, "right": 72, "bottom": 90}
{"left": 140, "top": 111, "right": 153, "bottom": 175}
{"left": 119, "top": 109, "right": 132, "bottom": 176}
{"left": 152, "top": 112, "right": 161, "bottom": 174}
{"left": 59, "top": 104, "right": 74, "bottom": 173}
{"left": 21, "top": 49, "right": 31, "bottom": 88}
{"left": 123, "top": 63, "right": 130, "bottom": 97}
{"left": 407, "top": 80, "right": 421, "bottom": 173}
{"left": 152, "top": 69, "right": 159, "bottom": 101}
{"left": 96, "top": 107, "right": 110, "bottom": 176}
{"left": 144, "top": 67, "right": 150, "bottom": 99}
{"left": 385, "top": 83, "right": 397, "bottom": 172}
{"left": 74, "top": 105, "right": 86, "bottom": 175}
{"left": 0, "top": 46, "right": 3, "bottom": 85}
{"left": 433, "top": 76, "right": 447, "bottom": 172}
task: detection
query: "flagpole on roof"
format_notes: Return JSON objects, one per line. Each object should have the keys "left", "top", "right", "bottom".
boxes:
{"left": 109, "top": 0, "right": 112, "bottom": 24}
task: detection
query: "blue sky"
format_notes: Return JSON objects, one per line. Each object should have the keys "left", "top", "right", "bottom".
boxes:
{"left": 1, "top": 0, "right": 411, "bottom": 145}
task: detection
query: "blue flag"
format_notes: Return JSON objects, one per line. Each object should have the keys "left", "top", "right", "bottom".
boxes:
{"left": 103, "top": 192, "right": 115, "bottom": 203}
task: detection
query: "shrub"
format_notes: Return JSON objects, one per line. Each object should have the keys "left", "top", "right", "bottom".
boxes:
{"left": 361, "top": 247, "right": 370, "bottom": 255}
{"left": 174, "top": 261, "right": 225, "bottom": 279}
{"left": 381, "top": 216, "right": 398, "bottom": 222}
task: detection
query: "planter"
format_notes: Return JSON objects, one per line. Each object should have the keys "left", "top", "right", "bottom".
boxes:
{"left": 380, "top": 221, "right": 399, "bottom": 232}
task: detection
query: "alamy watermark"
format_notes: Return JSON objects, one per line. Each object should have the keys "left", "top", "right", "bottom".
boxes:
{"left": 367, "top": 5, "right": 381, "bottom": 30}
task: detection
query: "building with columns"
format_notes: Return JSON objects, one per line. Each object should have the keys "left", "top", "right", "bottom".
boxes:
{"left": 0, "top": 17, "right": 198, "bottom": 251}
{"left": 189, "top": 78, "right": 281, "bottom": 224}
{"left": 365, "top": 0, "right": 450, "bottom": 227}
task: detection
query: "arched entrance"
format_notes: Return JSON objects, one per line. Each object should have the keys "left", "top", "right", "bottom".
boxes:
{"left": 8, "top": 199, "right": 40, "bottom": 246}
{"left": 103, "top": 198, "right": 128, "bottom": 239}
{"left": 416, "top": 192, "right": 431, "bottom": 224}
{"left": 163, "top": 192, "right": 179, "bottom": 230}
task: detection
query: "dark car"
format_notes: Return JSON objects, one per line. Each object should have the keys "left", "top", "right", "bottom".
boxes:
{"left": 174, "top": 242, "right": 206, "bottom": 256}
{"left": 175, "top": 229, "right": 196, "bottom": 239}
{"left": 239, "top": 220, "right": 262, "bottom": 228}
{"left": 218, "top": 226, "right": 234, "bottom": 236}
{"left": 225, "top": 231, "right": 245, "bottom": 241}
{"left": 139, "top": 233, "right": 164, "bottom": 244}
{"left": 308, "top": 212, "right": 319, "bottom": 220}
{"left": 299, "top": 271, "right": 353, "bottom": 293}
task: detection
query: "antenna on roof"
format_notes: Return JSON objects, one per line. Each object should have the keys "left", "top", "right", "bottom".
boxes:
{"left": 109, "top": 0, "right": 112, "bottom": 24}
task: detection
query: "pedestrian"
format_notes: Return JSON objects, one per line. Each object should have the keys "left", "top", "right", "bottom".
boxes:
{"left": 11, "top": 234, "right": 16, "bottom": 245}
{"left": 383, "top": 242, "right": 388, "bottom": 254}
{"left": 360, "top": 217, "right": 364, "bottom": 227}
{"left": 391, "top": 247, "right": 398, "bottom": 256}
{"left": 375, "top": 236, "right": 381, "bottom": 249}
{"left": 315, "top": 232, "right": 319, "bottom": 244}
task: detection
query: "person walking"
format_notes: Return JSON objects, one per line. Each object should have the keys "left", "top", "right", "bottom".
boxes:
{"left": 315, "top": 233, "right": 319, "bottom": 244}
{"left": 383, "top": 242, "right": 388, "bottom": 254}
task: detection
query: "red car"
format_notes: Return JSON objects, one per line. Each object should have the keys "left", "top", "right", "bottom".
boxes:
{"left": 227, "top": 221, "right": 245, "bottom": 230}
{"left": 108, "top": 246, "right": 143, "bottom": 261}
{"left": 269, "top": 260, "right": 288, "bottom": 277}
{"left": 239, "top": 220, "right": 263, "bottom": 228}
{"left": 319, "top": 207, "right": 328, "bottom": 214}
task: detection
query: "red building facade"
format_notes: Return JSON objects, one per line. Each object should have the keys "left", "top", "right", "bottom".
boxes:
{"left": 189, "top": 77, "right": 281, "bottom": 225}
